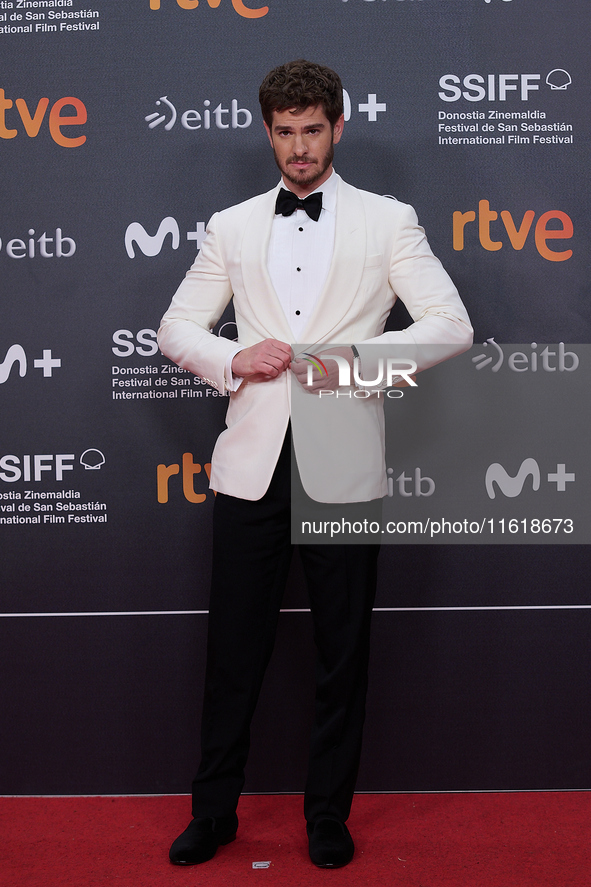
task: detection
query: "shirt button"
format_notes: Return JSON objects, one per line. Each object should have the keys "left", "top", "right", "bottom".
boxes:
{"left": 298, "top": 227, "right": 304, "bottom": 232}
{"left": 295, "top": 310, "right": 301, "bottom": 316}
{"left": 296, "top": 267, "right": 301, "bottom": 272}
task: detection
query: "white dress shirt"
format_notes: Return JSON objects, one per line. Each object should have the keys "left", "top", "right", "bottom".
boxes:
{"left": 224, "top": 170, "right": 338, "bottom": 389}
{"left": 268, "top": 170, "right": 337, "bottom": 339}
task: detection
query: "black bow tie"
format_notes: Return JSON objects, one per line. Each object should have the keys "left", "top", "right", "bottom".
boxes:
{"left": 275, "top": 188, "right": 323, "bottom": 222}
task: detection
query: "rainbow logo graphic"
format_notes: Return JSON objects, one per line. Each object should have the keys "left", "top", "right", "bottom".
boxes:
{"left": 300, "top": 352, "right": 328, "bottom": 381}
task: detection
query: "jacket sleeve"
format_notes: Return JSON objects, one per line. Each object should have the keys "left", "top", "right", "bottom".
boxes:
{"left": 358, "top": 201, "right": 473, "bottom": 372}
{"left": 157, "top": 212, "right": 239, "bottom": 392}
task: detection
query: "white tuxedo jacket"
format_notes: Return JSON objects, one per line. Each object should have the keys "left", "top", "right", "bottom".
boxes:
{"left": 157, "top": 175, "right": 473, "bottom": 501}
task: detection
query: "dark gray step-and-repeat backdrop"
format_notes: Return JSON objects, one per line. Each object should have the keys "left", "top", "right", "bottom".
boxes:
{"left": 2, "top": 0, "right": 590, "bottom": 795}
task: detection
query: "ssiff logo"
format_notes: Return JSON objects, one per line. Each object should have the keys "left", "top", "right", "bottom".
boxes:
{"left": 439, "top": 70, "right": 571, "bottom": 103}
{"left": 149, "top": 0, "right": 269, "bottom": 18}
{"left": 0, "top": 450, "right": 105, "bottom": 483}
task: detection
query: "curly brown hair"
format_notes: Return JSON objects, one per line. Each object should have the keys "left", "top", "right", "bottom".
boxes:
{"left": 259, "top": 59, "right": 344, "bottom": 128}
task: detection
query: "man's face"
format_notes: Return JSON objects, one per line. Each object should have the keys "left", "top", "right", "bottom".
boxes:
{"left": 264, "top": 105, "right": 344, "bottom": 197}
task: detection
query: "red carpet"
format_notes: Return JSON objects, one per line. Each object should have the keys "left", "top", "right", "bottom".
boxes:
{"left": 1, "top": 792, "right": 589, "bottom": 887}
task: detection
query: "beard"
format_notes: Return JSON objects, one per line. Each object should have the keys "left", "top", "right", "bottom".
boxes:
{"left": 273, "top": 141, "right": 335, "bottom": 191}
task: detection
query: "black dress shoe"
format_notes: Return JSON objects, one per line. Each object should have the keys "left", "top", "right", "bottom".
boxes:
{"left": 307, "top": 818, "right": 355, "bottom": 868}
{"left": 169, "top": 814, "right": 238, "bottom": 865}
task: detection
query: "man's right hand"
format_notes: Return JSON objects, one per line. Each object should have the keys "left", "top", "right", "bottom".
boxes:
{"left": 231, "top": 339, "right": 292, "bottom": 381}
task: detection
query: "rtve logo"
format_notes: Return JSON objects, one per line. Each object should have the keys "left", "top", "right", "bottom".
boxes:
{"left": 342, "top": 0, "right": 512, "bottom": 4}
{"left": 453, "top": 201, "right": 573, "bottom": 261}
{"left": 343, "top": 0, "right": 511, "bottom": 4}
{"left": 157, "top": 454, "right": 213, "bottom": 504}
{"left": 0, "top": 344, "right": 61, "bottom": 384}
{"left": 125, "top": 217, "right": 206, "bottom": 258}
{"left": 149, "top": 0, "right": 269, "bottom": 18}
{"left": 0, "top": 88, "right": 87, "bottom": 147}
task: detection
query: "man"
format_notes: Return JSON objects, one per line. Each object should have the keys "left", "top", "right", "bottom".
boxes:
{"left": 158, "top": 59, "right": 472, "bottom": 868}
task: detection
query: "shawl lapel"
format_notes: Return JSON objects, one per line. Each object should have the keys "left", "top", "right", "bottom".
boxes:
{"left": 300, "top": 177, "right": 366, "bottom": 345}
{"left": 240, "top": 184, "right": 294, "bottom": 342}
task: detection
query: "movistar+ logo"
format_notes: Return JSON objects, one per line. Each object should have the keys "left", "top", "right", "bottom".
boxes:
{"left": 125, "top": 217, "right": 206, "bottom": 258}
{"left": 0, "top": 344, "right": 62, "bottom": 384}
{"left": 485, "top": 459, "right": 574, "bottom": 499}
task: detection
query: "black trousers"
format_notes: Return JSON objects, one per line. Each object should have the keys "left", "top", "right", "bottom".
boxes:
{"left": 191, "top": 430, "right": 380, "bottom": 823}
